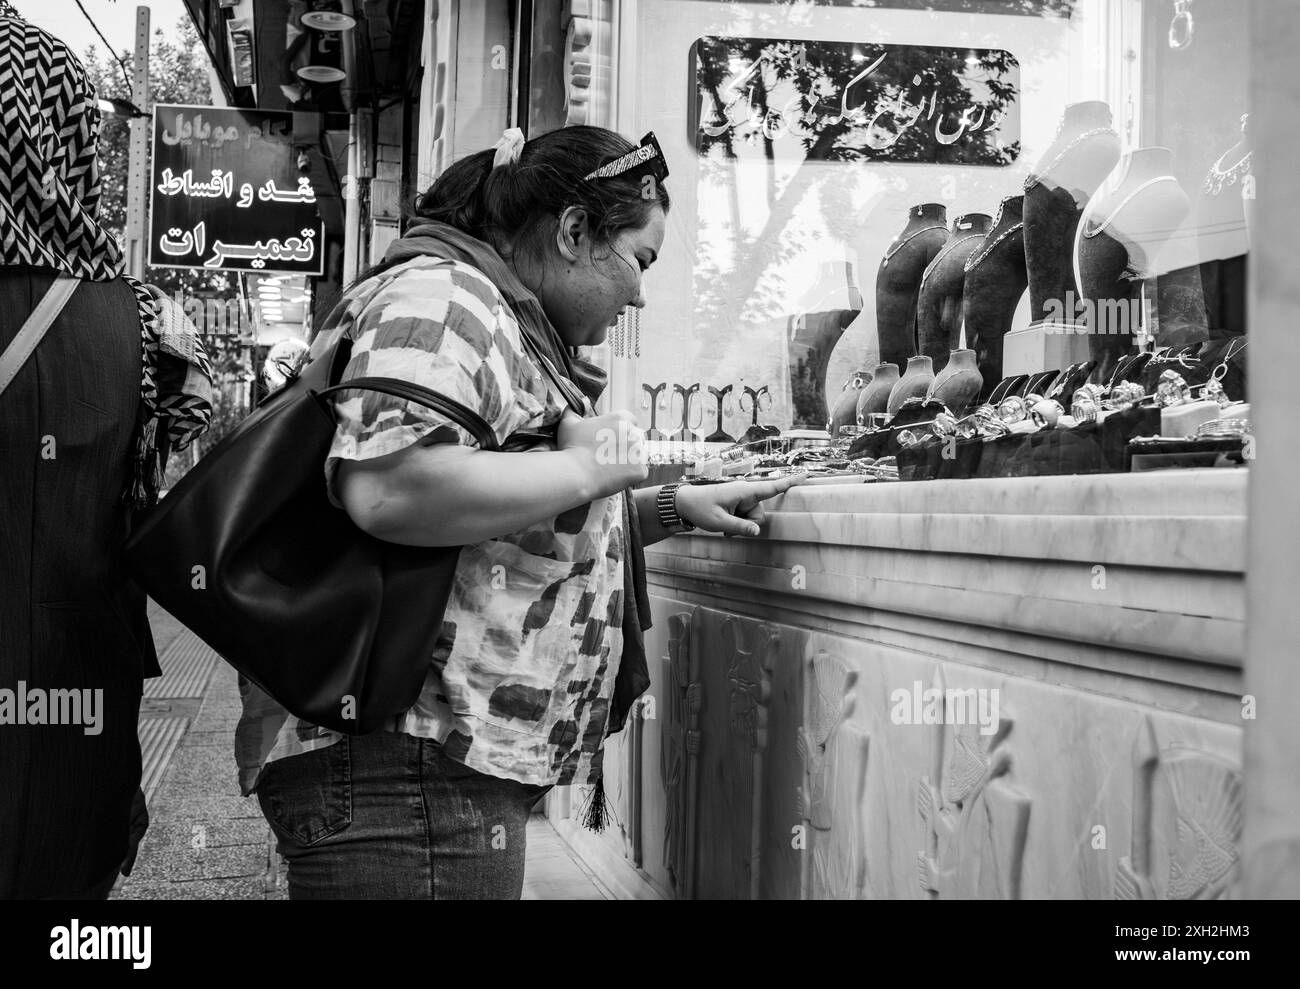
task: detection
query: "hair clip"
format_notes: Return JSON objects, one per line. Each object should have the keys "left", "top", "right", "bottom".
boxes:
{"left": 583, "top": 131, "right": 670, "bottom": 184}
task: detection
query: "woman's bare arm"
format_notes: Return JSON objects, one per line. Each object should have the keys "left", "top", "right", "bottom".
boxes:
{"left": 335, "top": 410, "right": 647, "bottom": 547}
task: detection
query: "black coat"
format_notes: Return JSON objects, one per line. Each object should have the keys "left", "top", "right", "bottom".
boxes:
{"left": 0, "top": 267, "right": 156, "bottom": 897}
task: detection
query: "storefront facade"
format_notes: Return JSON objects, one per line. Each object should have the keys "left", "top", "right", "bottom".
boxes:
{"left": 187, "top": 0, "right": 1299, "bottom": 898}
{"left": 506, "top": 0, "right": 1288, "bottom": 900}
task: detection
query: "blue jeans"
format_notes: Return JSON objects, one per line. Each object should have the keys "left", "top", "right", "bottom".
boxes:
{"left": 256, "top": 732, "right": 552, "bottom": 899}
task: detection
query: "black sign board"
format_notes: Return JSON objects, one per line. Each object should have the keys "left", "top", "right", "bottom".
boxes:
{"left": 148, "top": 104, "right": 325, "bottom": 275}
{"left": 690, "top": 38, "right": 1021, "bottom": 167}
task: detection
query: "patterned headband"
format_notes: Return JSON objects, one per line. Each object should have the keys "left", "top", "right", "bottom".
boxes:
{"left": 583, "top": 132, "right": 669, "bottom": 184}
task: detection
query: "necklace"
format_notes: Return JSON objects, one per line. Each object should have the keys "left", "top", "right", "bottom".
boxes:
{"left": 1212, "top": 338, "right": 1247, "bottom": 375}
{"left": 881, "top": 224, "right": 947, "bottom": 268}
{"left": 1202, "top": 149, "right": 1252, "bottom": 197}
{"left": 964, "top": 221, "right": 1024, "bottom": 273}
{"left": 919, "top": 233, "right": 985, "bottom": 291}
{"left": 1082, "top": 176, "right": 1178, "bottom": 239}
{"left": 1025, "top": 127, "right": 1117, "bottom": 190}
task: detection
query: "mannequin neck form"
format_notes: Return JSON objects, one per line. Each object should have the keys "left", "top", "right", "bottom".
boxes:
{"left": 947, "top": 348, "right": 977, "bottom": 367}
{"left": 906, "top": 203, "right": 948, "bottom": 231}
{"left": 951, "top": 213, "right": 994, "bottom": 237}
{"left": 1061, "top": 101, "right": 1114, "bottom": 134}
{"left": 1115, "top": 147, "right": 1176, "bottom": 188}
{"left": 991, "top": 195, "right": 1025, "bottom": 228}
{"left": 905, "top": 355, "right": 933, "bottom": 370}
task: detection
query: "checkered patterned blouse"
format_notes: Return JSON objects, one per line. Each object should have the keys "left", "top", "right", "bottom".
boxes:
{"left": 234, "top": 256, "right": 626, "bottom": 793}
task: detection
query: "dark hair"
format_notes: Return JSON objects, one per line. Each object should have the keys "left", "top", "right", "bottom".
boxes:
{"left": 357, "top": 126, "right": 670, "bottom": 289}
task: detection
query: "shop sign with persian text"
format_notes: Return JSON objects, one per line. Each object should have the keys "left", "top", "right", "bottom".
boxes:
{"left": 690, "top": 38, "right": 1021, "bottom": 166}
{"left": 148, "top": 104, "right": 325, "bottom": 275}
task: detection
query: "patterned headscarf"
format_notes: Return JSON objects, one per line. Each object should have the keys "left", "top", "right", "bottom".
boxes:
{"left": 0, "top": 15, "right": 212, "bottom": 503}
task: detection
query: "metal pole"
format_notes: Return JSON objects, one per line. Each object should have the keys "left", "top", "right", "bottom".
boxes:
{"left": 124, "top": 6, "right": 151, "bottom": 280}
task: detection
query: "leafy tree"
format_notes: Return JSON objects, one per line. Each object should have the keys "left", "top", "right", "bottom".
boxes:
{"left": 81, "top": 18, "right": 253, "bottom": 483}
{"left": 81, "top": 15, "right": 235, "bottom": 300}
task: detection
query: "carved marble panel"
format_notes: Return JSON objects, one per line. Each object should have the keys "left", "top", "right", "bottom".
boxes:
{"left": 916, "top": 666, "right": 1032, "bottom": 899}
{"left": 798, "top": 649, "right": 871, "bottom": 899}
{"left": 659, "top": 610, "right": 699, "bottom": 897}
{"left": 1115, "top": 715, "right": 1242, "bottom": 900}
{"left": 692, "top": 611, "right": 779, "bottom": 899}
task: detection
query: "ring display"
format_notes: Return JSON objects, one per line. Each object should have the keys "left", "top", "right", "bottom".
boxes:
{"left": 1155, "top": 370, "right": 1192, "bottom": 408}
{"left": 997, "top": 395, "right": 1029, "bottom": 424}
{"left": 1196, "top": 417, "right": 1251, "bottom": 438}
{"left": 1104, "top": 381, "right": 1146, "bottom": 410}
{"left": 1071, "top": 394, "right": 1100, "bottom": 423}
{"left": 1030, "top": 398, "right": 1064, "bottom": 428}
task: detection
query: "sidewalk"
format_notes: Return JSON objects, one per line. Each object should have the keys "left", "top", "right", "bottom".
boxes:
{"left": 114, "top": 602, "right": 608, "bottom": 900}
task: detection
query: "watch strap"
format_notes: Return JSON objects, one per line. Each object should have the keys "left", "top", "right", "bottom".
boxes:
{"left": 657, "top": 482, "right": 695, "bottom": 533}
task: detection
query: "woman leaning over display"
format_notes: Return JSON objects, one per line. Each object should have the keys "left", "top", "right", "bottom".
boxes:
{"left": 234, "top": 124, "right": 802, "bottom": 899}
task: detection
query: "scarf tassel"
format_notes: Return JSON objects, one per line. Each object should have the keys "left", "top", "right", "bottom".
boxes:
{"left": 581, "top": 776, "right": 611, "bottom": 833}
{"left": 127, "top": 413, "right": 162, "bottom": 511}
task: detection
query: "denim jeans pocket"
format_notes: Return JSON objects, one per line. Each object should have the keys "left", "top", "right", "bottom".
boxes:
{"left": 257, "top": 739, "right": 352, "bottom": 846}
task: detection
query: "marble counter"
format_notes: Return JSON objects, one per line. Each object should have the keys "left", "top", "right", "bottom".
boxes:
{"left": 545, "top": 469, "right": 1247, "bottom": 899}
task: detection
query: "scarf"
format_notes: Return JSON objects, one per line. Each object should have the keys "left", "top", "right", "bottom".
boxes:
{"left": 383, "top": 222, "right": 654, "bottom": 828}
{"left": 0, "top": 16, "right": 212, "bottom": 506}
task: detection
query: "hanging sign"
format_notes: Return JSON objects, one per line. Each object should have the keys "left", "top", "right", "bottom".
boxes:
{"left": 148, "top": 104, "right": 325, "bottom": 274}
{"left": 690, "top": 37, "right": 1021, "bottom": 167}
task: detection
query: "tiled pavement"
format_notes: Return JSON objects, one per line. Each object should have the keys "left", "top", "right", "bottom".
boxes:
{"left": 113, "top": 602, "right": 609, "bottom": 900}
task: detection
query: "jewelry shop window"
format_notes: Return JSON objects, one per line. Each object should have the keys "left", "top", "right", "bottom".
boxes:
{"left": 606, "top": 0, "right": 1251, "bottom": 465}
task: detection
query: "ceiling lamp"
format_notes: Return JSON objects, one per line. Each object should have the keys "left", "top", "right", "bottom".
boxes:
{"left": 297, "top": 65, "right": 347, "bottom": 84}
{"left": 301, "top": 11, "right": 357, "bottom": 32}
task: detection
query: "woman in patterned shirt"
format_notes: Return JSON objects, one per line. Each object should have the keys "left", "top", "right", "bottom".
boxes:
{"left": 238, "top": 125, "right": 801, "bottom": 899}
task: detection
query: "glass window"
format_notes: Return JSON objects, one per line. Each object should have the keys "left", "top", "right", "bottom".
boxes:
{"left": 609, "top": 0, "right": 1250, "bottom": 444}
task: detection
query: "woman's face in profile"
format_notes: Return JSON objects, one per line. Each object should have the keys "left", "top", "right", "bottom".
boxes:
{"left": 542, "top": 204, "right": 666, "bottom": 348}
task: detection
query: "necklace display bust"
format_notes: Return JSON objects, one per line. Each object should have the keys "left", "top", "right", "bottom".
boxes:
{"left": 916, "top": 213, "right": 993, "bottom": 373}
{"left": 1075, "top": 147, "right": 1207, "bottom": 380}
{"left": 962, "top": 195, "right": 1028, "bottom": 396}
{"left": 1023, "top": 102, "right": 1121, "bottom": 327}
{"left": 875, "top": 203, "right": 949, "bottom": 371}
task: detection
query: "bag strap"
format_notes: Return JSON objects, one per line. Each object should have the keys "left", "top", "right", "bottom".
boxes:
{"left": 0, "top": 275, "right": 79, "bottom": 399}
{"left": 318, "top": 377, "right": 502, "bottom": 452}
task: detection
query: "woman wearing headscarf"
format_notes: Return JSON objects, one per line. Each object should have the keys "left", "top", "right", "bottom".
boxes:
{"left": 0, "top": 14, "right": 212, "bottom": 898}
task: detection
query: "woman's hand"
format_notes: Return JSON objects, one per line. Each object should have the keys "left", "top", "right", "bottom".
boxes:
{"left": 558, "top": 409, "right": 648, "bottom": 499}
{"left": 674, "top": 473, "right": 807, "bottom": 536}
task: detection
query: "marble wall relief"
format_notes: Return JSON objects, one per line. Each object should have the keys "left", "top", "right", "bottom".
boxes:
{"left": 797, "top": 649, "right": 871, "bottom": 900}
{"left": 620, "top": 695, "right": 649, "bottom": 868}
{"left": 722, "top": 617, "right": 779, "bottom": 899}
{"left": 659, "top": 610, "right": 700, "bottom": 898}
{"left": 916, "top": 666, "right": 1032, "bottom": 899}
{"left": 1115, "top": 716, "right": 1242, "bottom": 900}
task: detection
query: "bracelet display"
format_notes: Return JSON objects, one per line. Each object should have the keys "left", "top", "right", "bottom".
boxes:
{"left": 656, "top": 482, "right": 696, "bottom": 533}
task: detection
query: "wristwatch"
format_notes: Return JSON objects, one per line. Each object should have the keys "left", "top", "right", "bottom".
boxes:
{"left": 656, "top": 482, "right": 696, "bottom": 534}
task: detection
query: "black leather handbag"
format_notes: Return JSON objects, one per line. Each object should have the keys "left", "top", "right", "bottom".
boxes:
{"left": 124, "top": 337, "right": 504, "bottom": 734}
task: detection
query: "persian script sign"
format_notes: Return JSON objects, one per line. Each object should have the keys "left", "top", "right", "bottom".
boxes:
{"left": 149, "top": 105, "right": 325, "bottom": 274}
{"left": 690, "top": 38, "right": 1021, "bottom": 167}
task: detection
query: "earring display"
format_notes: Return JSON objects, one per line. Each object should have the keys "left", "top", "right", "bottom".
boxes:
{"left": 668, "top": 382, "right": 704, "bottom": 443}
{"left": 706, "top": 384, "right": 737, "bottom": 444}
{"left": 829, "top": 370, "right": 872, "bottom": 436}
{"left": 739, "top": 385, "right": 779, "bottom": 443}
{"left": 641, "top": 381, "right": 669, "bottom": 440}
